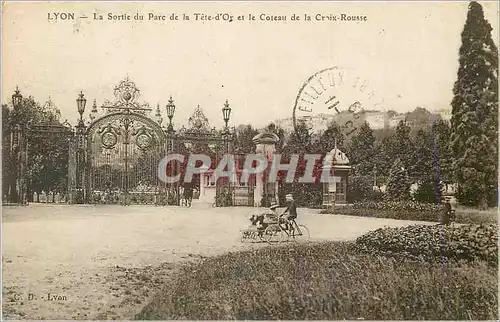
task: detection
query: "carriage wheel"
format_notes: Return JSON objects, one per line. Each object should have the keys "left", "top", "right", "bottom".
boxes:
{"left": 263, "top": 225, "right": 285, "bottom": 244}
{"left": 241, "top": 233, "right": 248, "bottom": 243}
{"left": 292, "top": 224, "right": 310, "bottom": 243}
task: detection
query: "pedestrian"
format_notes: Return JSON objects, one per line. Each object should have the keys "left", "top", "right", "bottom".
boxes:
{"left": 281, "top": 194, "right": 297, "bottom": 233}
{"left": 183, "top": 183, "right": 193, "bottom": 207}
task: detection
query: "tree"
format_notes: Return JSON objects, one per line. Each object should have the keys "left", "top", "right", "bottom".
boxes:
{"left": 313, "top": 121, "right": 345, "bottom": 155}
{"left": 2, "top": 96, "right": 70, "bottom": 202}
{"left": 413, "top": 180, "right": 442, "bottom": 204}
{"left": 434, "top": 120, "right": 453, "bottom": 184}
{"left": 280, "top": 120, "right": 322, "bottom": 207}
{"left": 347, "top": 175, "right": 375, "bottom": 203}
{"left": 392, "top": 120, "right": 413, "bottom": 168}
{"left": 377, "top": 121, "right": 412, "bottom": 179}
{"left": 449, "top": 1, "right": 498, "bottom": 208}
{"left": 409, "top": 128, "right": 433, "bottom": 182}
{"left": 385, "top": 158, "right": 411, "bottom": 201}
{"left": 2, "top": 105, "right": 14, "bottom": 201}
{"left": 348, "top": 122, "right": 375, "bottom": 175}
{"left": 234, "top": 124, "right": 259, "bottom": 154}
{"left": 265, "top": 123, "right": 286, "bottom": 153}
{"left": 405, "top": 107, "right": 441, "bottom": 136}
{"left": 283, "top": 119, "right": 314, "bottom": 155}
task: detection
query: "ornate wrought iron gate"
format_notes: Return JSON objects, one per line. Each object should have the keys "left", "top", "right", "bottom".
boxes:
{"left": 83, "top": 79, "right": 167, "bottom": 205}
{"left": 87, "top": 112, "right": 166, "bottom": 204}
{"left": 168, "top": 105, "right": 236, "bottom": 206}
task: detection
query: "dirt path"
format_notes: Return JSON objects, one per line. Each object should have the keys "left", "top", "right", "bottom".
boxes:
{"left": 2, "top": 204, "right": 433, "bottom": 320}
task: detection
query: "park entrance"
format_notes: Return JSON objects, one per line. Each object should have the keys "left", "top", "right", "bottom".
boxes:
{"left": 86, "top": 112, "right": 167, "bottom": 204}
{"left": 5, "top": 78, "right": 261, "bottom": 206}
{"left": 70, "top": 77, "right": 238, "bottom": 205}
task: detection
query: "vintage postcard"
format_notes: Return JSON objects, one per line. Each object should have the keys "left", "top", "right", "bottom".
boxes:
{"left": 1, "top": 1, "right": 499, "bottom": 320}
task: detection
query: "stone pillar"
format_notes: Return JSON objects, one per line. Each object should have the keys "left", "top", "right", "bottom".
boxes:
{"left": 67, "top": 136, "right": 78, "bottom": 204}
{"left": 252, "top": 131, "right": 280, "bottom": 207}
{"left": 200, "top": 172, "right": 206, "bottom": 199}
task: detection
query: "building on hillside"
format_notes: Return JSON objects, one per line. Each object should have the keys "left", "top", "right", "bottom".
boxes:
{"left": 362, "top": 111, "right": 386, "bottom": 130}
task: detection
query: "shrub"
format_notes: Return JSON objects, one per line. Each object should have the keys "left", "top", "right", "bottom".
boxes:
{"left": 413, "top": 179, "right": 441, "bottom": 204}
{"left": 347, "top": 176, "right": 374, "bottom": 203}
{"left": 385, "top": 158, "right": 411, "bottom": 201}
{"left": 320, "top": 200, "right": 443, "bottom": 222}
{"left": 138, "top": 242, "right": 498, "bottom": 320}
{"left": 280, "top": 183, "right": 322, "bottom": 207}
{"left": 320, "top": 201, "right": 498, "bottom": 225}
{"left": 355, "top": 224, "right": 498, "bottom": 267}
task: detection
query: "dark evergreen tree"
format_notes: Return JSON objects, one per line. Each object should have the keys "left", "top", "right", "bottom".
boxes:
{"left": 449, "top": 1, "right": 498, "bottom": 208}
{"left": 413, "top": 180, "right": 442, "bottom": 204}
{"left": 348, "top": 122, "right": 375, "bottom": 175}
{"left": 283, "top": 119, "right": 314, "bottom": 155}
{"left": 409, "top": 128, "right": 434, "bottom": 182}
{"left": 393, "top": 120, "right": 413, "bottom": 168}
{"left": 313, "top": 121, "right": 345, "bottom": 155}
{"left": 434, "top": 119, "right": 453, "bottom": 184}
{"left": 385, "top": 158, "right": 411, "bottom": 201}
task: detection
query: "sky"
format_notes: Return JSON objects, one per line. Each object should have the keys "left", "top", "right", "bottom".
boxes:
{"left": 2, "top": 1, "right": 499, "bottom": 129}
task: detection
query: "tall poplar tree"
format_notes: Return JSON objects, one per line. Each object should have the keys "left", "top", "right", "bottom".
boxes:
{"left": 450, "top": 1, "right": 498, "bottom": 208}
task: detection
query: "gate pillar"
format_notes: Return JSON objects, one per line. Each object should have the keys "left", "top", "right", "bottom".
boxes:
{"left": 252, "top": 131, "right": 280, "bottom": 207}
{"left": 74, "top": 123, "right": 87, "bottom": 203}
{"left": 67, "top": 136, "right": 77, "bottom": 204}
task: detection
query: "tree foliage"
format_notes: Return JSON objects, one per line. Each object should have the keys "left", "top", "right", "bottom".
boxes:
{"left": 449, "top": 1, "right": 498, "bottom": 208}
{"left": 348, "top": 122, "right": 375, "bottom": 175}
{"left": 385, "top": 158, "right": 411, "bottom": 201}
{"left": 2, "top": 96, "right": 70, "bottom": 201}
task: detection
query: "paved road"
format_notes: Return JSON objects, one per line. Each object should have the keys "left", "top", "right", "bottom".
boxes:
{"left": 2, "top": 203, "right": 433, "bottom": 320}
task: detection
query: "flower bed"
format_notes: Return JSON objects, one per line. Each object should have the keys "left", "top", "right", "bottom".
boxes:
{"left": 138, "top": 242, "right": 498, "bottom": 320}
{"left": 355, "top": 224, "right": 498, "bottom": 267}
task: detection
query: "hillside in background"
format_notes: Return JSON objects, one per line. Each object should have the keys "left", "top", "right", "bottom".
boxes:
{"left": 269, "top": 107, "right": 447, "bottom": 134}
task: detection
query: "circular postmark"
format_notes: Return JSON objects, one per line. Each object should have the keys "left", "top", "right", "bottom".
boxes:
{"left": 293, "top": 66, "right": 385, "bottom": 142}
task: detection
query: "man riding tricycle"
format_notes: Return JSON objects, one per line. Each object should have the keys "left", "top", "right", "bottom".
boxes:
{"left": 240, "top": 194, "right": 310, "bottom": 243}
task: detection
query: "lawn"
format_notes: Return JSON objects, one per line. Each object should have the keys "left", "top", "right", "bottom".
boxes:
{"left": 454, "top": 206, "right": 498, "bottom": 225}
{"left": 320, "top": 201, "right": 498, "bottom": 225}
{"left": 137, "top": 241, "right": 498, "bottom": 320}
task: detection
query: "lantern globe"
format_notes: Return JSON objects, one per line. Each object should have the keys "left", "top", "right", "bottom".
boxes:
{"left": 222, "top": 99, "right": 231, "bottom": 122}
{"left": 76, "top": 91, "right": 87, "bottom": 115}
{"left": 12, "top": 87, "right": 22, "bottom": 108}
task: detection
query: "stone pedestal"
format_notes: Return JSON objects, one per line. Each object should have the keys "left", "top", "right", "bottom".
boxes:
{"left": 252, "top": 131, "right": 280, "bottom": 207}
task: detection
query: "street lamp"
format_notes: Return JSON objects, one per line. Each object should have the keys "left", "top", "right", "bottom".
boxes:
{"left": 10, "top": 87, "right": 24, "bottom": 204}
{"left": 12, "top": 86, "right": 22, "bottom": 109}
{"left": 76, "top": 91, "right": 87, "bottom": 126}
{"left": 222, "top": 99, "right": 231, "bottom": 131}
{"left": 166, "top": 96, "right": 176, "bottom": 132}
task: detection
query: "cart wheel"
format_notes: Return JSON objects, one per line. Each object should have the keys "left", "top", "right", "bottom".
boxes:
{"left": 240, "top": 231, "right": 247, "bottom": 243}
{"left": 263, "top": 224, "right": 285, "bottom": 244}
{"left": 292, "top": 224, "right": 310, "bottom": 243}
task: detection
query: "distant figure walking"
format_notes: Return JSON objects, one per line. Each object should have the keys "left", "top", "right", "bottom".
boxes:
{"left": 440, "top": 197, "right": 454, "bottom": 225}
{"left": 183, "top": 183, "right": 194, "bottom": 207}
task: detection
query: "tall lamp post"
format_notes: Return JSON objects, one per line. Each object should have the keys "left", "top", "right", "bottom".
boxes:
{"left": 166, "top": 96, "right": 176, "bottom": 135}
{"left": 222, "top": 99, "right": 231, "bottom": 135}
{"left": 165, "top": 96, "right": 177, "bottom": 204}
{"left": 11, "top": 87, "right": 26, "bottom": 204}
{"left": 221, "top": 99, "right": 232, "bottom": 206}
{"left": 76, "top": 91, "right": 87, "bottom": 203}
